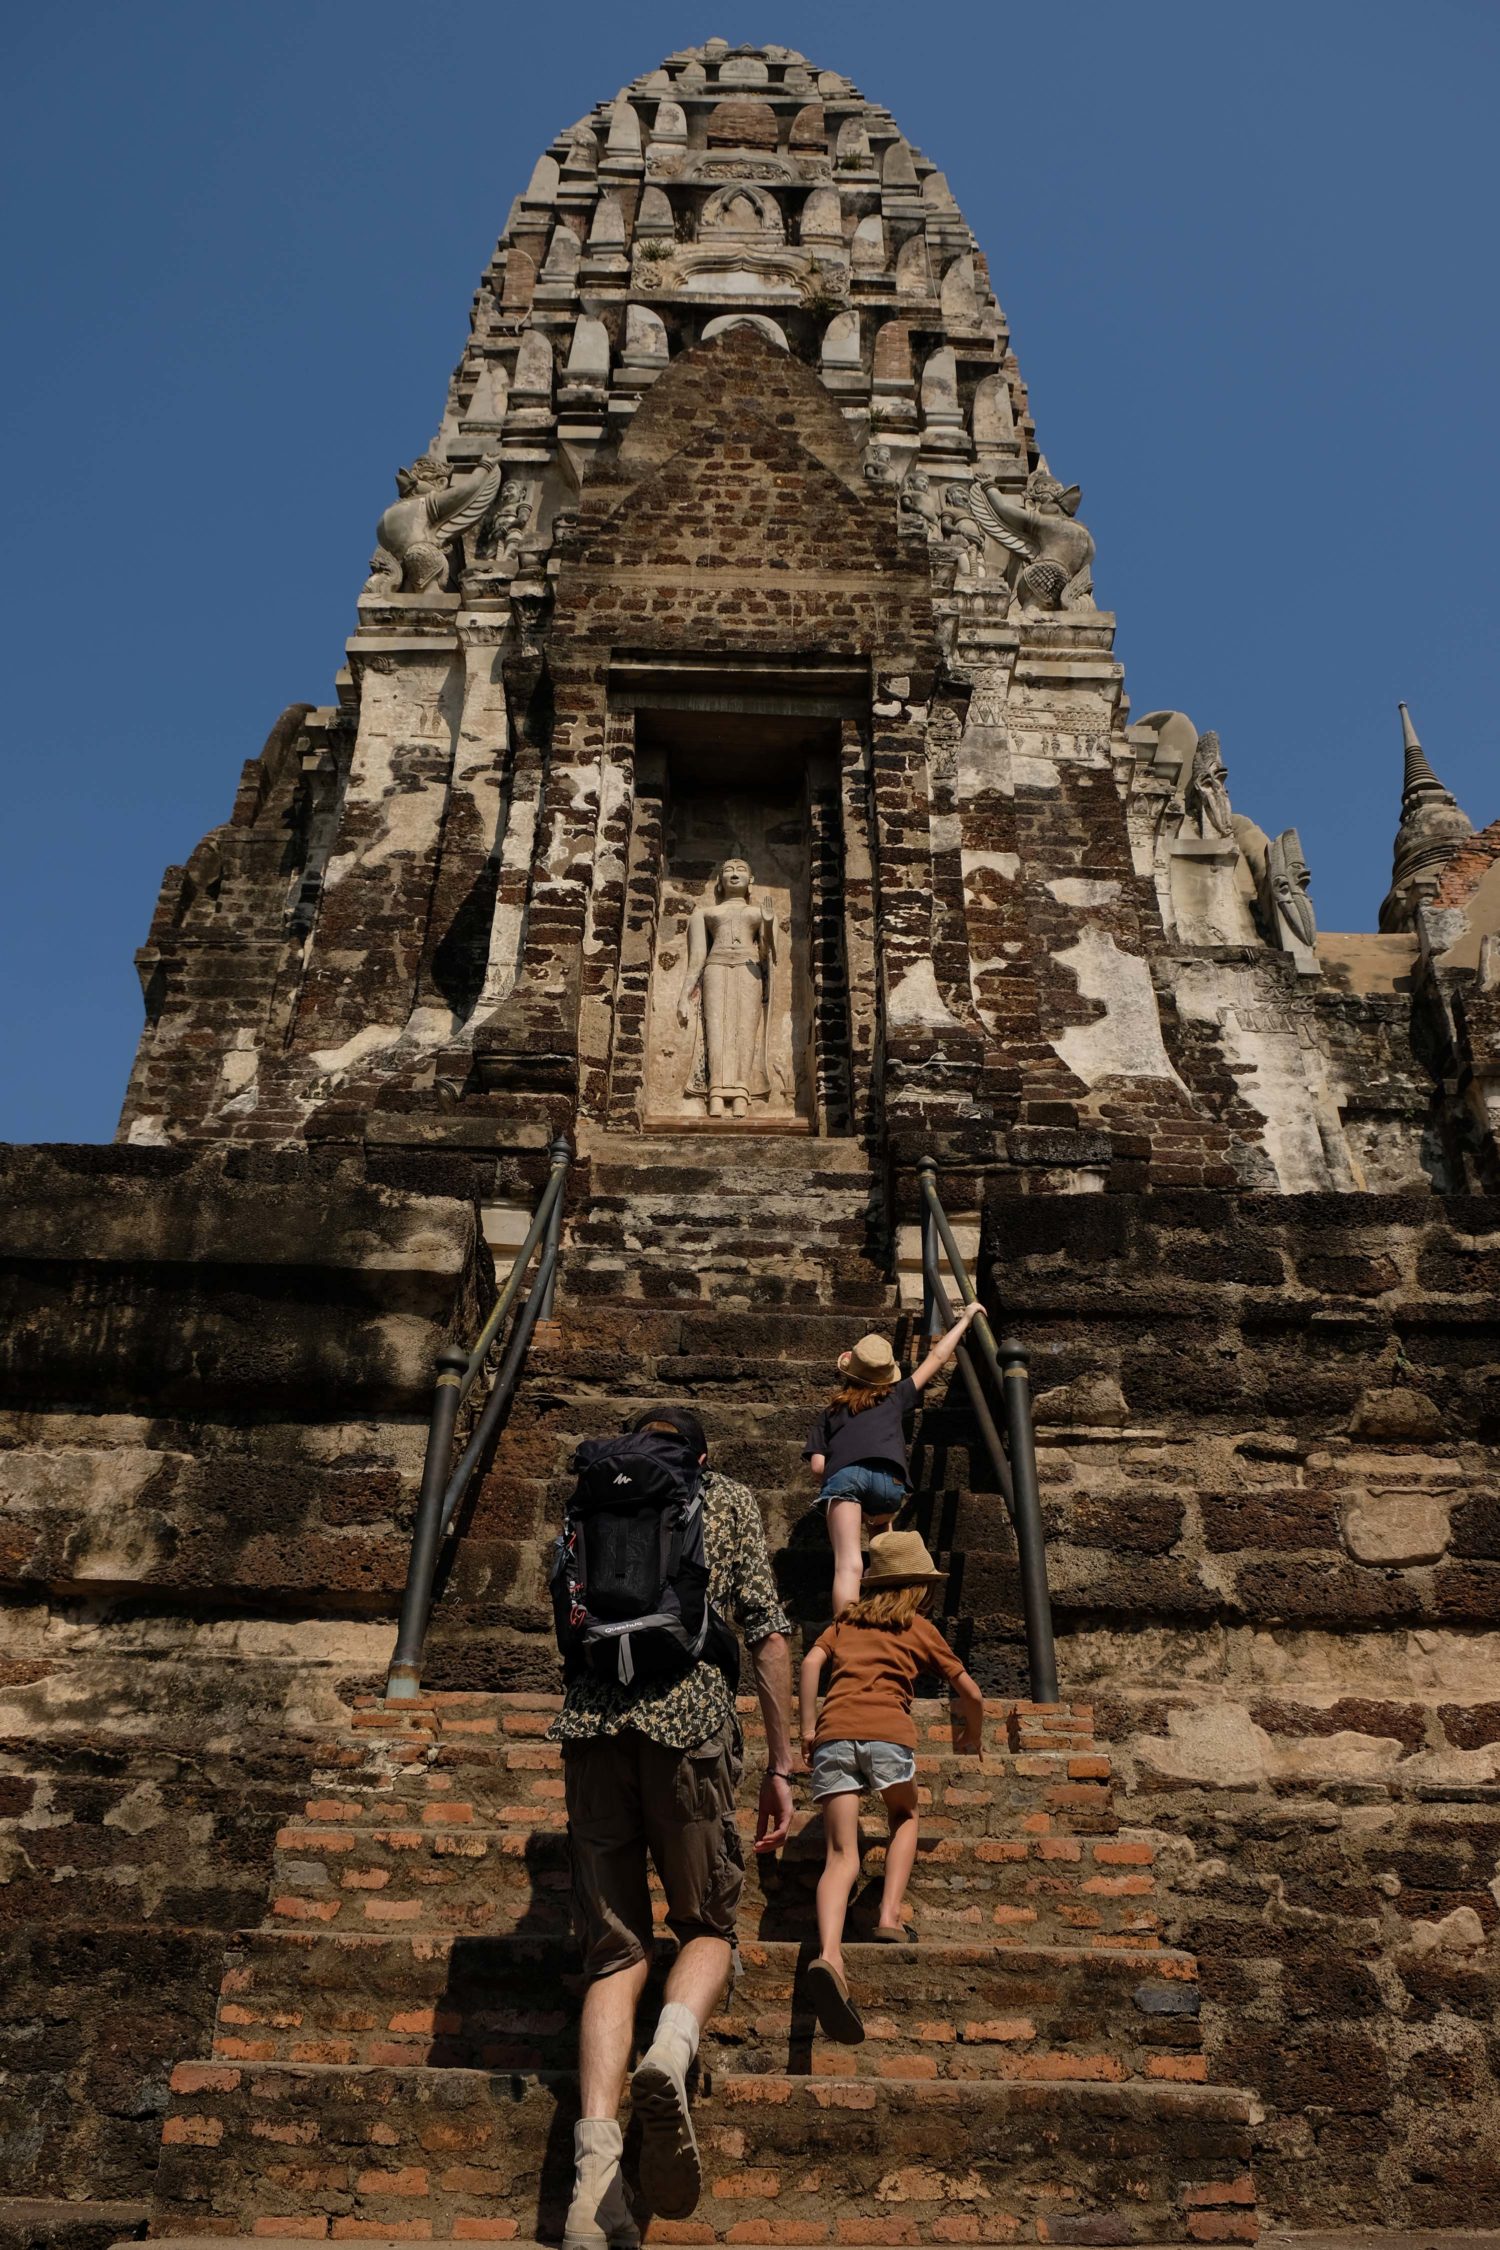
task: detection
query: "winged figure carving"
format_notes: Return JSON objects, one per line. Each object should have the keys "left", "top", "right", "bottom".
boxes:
{"left": 961, "top": 459, "right": 1095, "bottom": 610}
{"left": 365, "top": 454, "right": 504, "bottom": 595}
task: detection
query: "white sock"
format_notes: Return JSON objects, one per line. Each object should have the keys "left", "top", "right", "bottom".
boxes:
{"left": 648, "top": 1999, "right": 700, "bottom": 2077}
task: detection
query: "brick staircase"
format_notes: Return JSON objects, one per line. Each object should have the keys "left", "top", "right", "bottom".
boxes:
{"left": 142, "top": 1693, "right": 1257, "bottom": 2246}
{"left": 128, "top": 1135, "right": 1259, "bottom": 2244}
{"left": 564, "top": 1137, "right": 891, "bottom": 1310}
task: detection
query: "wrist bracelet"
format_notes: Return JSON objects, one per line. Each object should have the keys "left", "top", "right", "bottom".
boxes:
{"left": 765, "top": 1768, "right": 793, "bottom": 1782}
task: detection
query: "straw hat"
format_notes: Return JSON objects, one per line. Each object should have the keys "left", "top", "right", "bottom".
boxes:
{"left": 837, "top": 1332, "right": 899, "bottom": 1387}
{"left": 861, "top": 1528, "right": 947, "bottom": 1590}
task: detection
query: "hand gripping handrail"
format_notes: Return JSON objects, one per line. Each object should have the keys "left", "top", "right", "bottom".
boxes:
{"left": 385, "top": 1136, "right": 572, "bottom": 1700}
{"left": 917, "top": 1156, "right": 1059, "bottom": 1705}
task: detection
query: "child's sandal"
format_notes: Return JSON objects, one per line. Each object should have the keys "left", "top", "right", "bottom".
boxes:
{"left": 872, "top": 1923, "right": 909, "bottom": 1944}
{"left": 807, "top": 1957, "right": 865, "bottom": 2043}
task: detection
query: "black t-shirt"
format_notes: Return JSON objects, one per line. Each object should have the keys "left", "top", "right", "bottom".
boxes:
{"left": 803, "top": 1376, "right": 918, "bottom": 1487}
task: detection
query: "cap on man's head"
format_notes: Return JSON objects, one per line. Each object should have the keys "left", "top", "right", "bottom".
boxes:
{"left": 628, "top": 1405, "right": 708, "bottom": 1461}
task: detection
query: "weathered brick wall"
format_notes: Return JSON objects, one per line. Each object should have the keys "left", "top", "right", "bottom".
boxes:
{"left": 0, "top": 1149, "right": 490, "bottom": 2200}
{"left": 970, "top": 1186, "right": 1500, "bottom": 2226}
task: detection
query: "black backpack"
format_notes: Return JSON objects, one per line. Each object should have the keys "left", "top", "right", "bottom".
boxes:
{"left": 549, "top": 1430, "right": 738, "bottom": 1689}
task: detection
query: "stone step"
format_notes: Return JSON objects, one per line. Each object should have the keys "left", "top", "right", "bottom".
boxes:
{"left": 336, "top": 1695, "right": 1096, "bottom": 1746}
{"left": 0, "top": 2201, "right": 149, "bottom": 2250}
{"left": 527, "top": 1305, "right": 914, "bottom": 1367}
{"left": 578, "top": 1134, "right": 878, "bottom": 1185}
{"left": 568, "top": 1195, "right": 878, "bottom": 1232}
{"left": 211, "top": 1931, "right": 1203, "bottom": 2081}
{"left": 292, "top": 1742, "right": 1113, "bottom": 1828}
{"left": 409, "top": 1627, "right": 1044, "bottom": 1706}
{"left": 561, "top": 1263, "right": 896, "bottom": 1313}
{"left": 417, "top": 1534, "right": 1026, "bottom": 1634}
{"left": 149, "top": 2063, "right": 1256, "bottom": 2243}
{"left": 266, "top": 1819, "right": 1158, "bottom": 1948}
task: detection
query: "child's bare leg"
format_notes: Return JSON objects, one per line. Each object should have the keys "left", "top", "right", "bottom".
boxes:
{"left": 815, "top": 1791, "right": 862, "bottom": 1976}
{"left": 876, "top": 1779, "right": 919, "bottom": 1934}
{"left": 826, "top": 1500, "right": 864, "bottom": 1616}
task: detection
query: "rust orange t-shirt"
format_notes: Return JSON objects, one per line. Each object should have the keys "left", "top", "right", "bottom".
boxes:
{"left": 811, "top": 1615, "right": 968, "bottom": 1750}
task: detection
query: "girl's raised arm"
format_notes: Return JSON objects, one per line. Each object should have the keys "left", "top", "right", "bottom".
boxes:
{"left": 911, "top": 1298, "right": 985, "bottom": 1391}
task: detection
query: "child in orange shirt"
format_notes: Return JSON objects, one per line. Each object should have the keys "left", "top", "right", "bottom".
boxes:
{"left": 797, "top": 1529, "right": 985, "bottom": 2043}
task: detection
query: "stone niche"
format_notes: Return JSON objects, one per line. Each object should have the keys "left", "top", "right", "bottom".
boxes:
{"left": 621, "top": 709, "right": 852, "bottom": 1133}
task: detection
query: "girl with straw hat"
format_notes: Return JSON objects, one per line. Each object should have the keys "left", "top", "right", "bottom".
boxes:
{"left": 803, "top": 1301, "right": 984, "bottom": 1615}
{"left": 798, "top": 1528, "right": 985, "bottom": 2043}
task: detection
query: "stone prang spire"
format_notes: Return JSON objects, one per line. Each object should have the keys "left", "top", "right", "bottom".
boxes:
{"left": 1378, "top": 701, "right": 1473, "bottom": 931}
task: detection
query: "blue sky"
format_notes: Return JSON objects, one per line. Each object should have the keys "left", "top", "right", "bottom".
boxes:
{"left": 3, "top": 0, "right": 1497, "bottom": 1143}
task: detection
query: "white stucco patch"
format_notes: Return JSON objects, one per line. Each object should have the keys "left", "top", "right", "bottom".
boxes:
{"left": 887, "top": 958, "right": 962, "bottom": 1030}
{"left": 310, "top": 1023, "right": 407, "bottom": 1078}
{"left": 1051, "top": 928, "right": 1187, "bottom": 1091}
{"left": 1047, "top": 878, "right": 1120, "bottom": 908}
{"left": 963, "top": 851, "right": 1020, "bottom": 884}
{"left": 1011, "top": 749, "right": 1061, "bottom": 793}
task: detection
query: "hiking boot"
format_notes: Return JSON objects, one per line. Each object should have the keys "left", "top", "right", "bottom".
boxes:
{"left": 562, "top": 2118, "right": 640, "bottom": 2250}
{"left": 630, "top": 2045, "right": 701, "bottom": 2219}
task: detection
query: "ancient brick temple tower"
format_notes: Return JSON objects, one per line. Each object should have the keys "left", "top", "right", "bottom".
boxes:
{"left": 6, "top": 40, "right": 1500, "bottom": 2250}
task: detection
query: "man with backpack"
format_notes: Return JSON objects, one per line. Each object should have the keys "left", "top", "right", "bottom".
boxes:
{"left": 547, "top": 1405, "right": 795, "bottom": 2250}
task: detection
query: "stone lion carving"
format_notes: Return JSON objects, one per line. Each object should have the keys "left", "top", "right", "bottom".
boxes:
{"left": 365, "top": 454, "right": 503, "bottom": 595}
{"left": 964, "top": 458, "right": 1095, "bottom": 610}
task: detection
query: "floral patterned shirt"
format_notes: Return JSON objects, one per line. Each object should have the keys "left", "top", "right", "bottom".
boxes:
{"left": 548, "top": 1469, "right": 791, "bottom": 1751}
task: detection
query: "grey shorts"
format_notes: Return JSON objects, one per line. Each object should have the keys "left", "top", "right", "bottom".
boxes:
{"left": 809, "top": 1737, "right": 917, "bottom": 1800}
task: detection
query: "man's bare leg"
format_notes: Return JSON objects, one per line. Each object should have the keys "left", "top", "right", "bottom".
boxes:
{"left": 578, "top": 1956, "right": 651, "bottom": 2120}
{"left": 631, "top": 1934, "right": 730, "bottom": 2219}
{"left": 565, "top": 1960, "right": 650, "bottom": 2250}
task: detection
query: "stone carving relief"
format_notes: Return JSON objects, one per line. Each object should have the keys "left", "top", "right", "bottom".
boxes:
{"left": 1266, "top": 830, "right": 1318, "bottom": 949}
{"left": 677, "top": 859, "right": 780, "bottom": 1118}
{"left": 941, "top": 482, "right": 991, "bottom": 585}
{"left": 926, "top": 706, "right": 961, "bottom": 783}
{"left": 700, "top": 184, "right": 784, "bottom": 240}
{"left": 1185, "top": 730, "right": 1233, "bottom": 839}
{"left": 1232, "top": 813, "right": 1320, "bottom": 967}
{"left": 897, "top": 466, "right": 941, "bottom": 538}
{"left": 863, "top": 442, "right": 900, "bottom": 490}
{"left": 646, "top": 792, "right": 808, "bottom": 1128}
{"left": 701, "top": 313, "right": 789, "bottom": 349}
{"left": 963, "top": 460, "right": 1096, "bottom": 610}
{"left": 473, "top": 476, "right": 534, "bottom": 571}
{"left": 365, "top": 454, "right": 502, "bottom": 595}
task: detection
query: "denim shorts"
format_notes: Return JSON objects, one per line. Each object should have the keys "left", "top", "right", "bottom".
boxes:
{"left": 818, "top": 1464, "right": 906, "bottom": 1515}
{"left": 810, "top": 1737, "right": 918, "bottom": 1800}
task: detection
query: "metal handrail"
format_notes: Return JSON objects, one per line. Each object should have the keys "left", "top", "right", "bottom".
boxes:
{"left": 385, "top": 1136, "right": 572, "bottom": 1700}
{"left": 917, "top": 1157, "right": 1059, "bottom": 1705}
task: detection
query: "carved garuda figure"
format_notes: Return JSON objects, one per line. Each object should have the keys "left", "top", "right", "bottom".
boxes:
{"left": 365, "top": 453, "right": 503, "bottom": 594}
{"left": 964, "top": 458, "right": 1095, "bottom": 610}
{"left": 1186, "top": 729, "right": 1233, "bottom": 838}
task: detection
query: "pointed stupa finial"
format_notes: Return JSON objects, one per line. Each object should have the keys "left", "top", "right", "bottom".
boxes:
{"left": 1379, "top": 702, "right": 1473, "bottom": 932}
{"left": 1398, "top": 701, "right": 1446, "bottom": 804}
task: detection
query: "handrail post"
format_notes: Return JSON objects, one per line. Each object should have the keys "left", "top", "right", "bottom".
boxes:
{"left": 386, "top": 1345, "right": 470, "bottom": 1700}
{"left": 997, "top": 1335, "right": 1059, "bottom": 1706}
{"left": 920, "top": 1199, "right": 939, "bottom": 1351}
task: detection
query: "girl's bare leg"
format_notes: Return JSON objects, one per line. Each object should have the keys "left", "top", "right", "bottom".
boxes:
{"left": 876, "top": 1778, "right": 920, "bottom": 1933}
{"left": 814, "top": 1791, "right": 862, "bottom": 1977}
{"left": 827, "top": 1499, "right": 864, "bottom": 1615}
